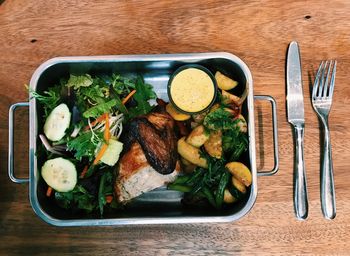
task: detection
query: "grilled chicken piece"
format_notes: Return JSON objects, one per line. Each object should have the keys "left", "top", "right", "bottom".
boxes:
{"left": 115, "top": 142, "right": 179, "bottom": 203}
{"left": 130, "top": 118, "right": 177, "bottom": 175}
{"left": 145, "top": 110, "right": 174, "bottom": 130}
{"left": 114, "top": 106, "right": 179, "bottom": 202}
{"left": 120, "top": 107, "right": 178, "bottom": 175}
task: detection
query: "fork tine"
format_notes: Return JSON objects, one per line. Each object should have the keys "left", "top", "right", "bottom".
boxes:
{"left": 317, "top": 60, "right": 328, "bottom": 97}
{"left": 328, "top": 60, "right": 337, "bottom": 98}
{"left": 313, "top": 61, "right": 325, "bottom": 99}
{"left": 322, "top": 60, "right": 333, "bottom": 97}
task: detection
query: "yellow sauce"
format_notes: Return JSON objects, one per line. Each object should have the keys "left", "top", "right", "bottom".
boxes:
{"left": 170, "top": 68, "right": 215, "bottom": 113}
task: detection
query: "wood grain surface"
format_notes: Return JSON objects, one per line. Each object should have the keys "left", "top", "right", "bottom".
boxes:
{"left": 1, "top": 0, "right": 350, "bottom": 255}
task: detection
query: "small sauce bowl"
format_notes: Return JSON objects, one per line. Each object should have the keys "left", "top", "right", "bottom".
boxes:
{"left": 167, "top": 64, "right": 217, "bottom": 115}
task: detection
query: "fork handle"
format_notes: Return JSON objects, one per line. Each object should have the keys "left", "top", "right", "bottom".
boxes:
{"left": 293, "top": 124, "right": 308, "bottom": 220}
{"left": 321, "top": 119, "right": 336, "bottom": 219}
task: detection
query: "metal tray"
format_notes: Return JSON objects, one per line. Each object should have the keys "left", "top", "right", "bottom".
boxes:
{"left": 8, "top": 52, "right": 279, "bottom": 226}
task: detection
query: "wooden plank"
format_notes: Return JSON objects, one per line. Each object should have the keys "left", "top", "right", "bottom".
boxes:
{"left": 1, "top": 0, "right": 350, "bottom": 255}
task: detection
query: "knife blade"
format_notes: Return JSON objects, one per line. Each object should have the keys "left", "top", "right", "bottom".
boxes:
{"left": 287, "top": 41, "right": 309, "bottom": 220}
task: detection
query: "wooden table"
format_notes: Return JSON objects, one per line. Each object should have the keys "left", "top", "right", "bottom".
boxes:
{"left": 1, "top": 0, "right": 350, "bottom": 255}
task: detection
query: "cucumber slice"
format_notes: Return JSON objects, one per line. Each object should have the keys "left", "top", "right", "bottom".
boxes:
{"left": 41, "top": 157, "right": 77, "bottom": 192}
{"left": 44, "top": 103, "right": 71, "bottom": 141}
{"left": 100, "top": 139, "right": 123, "bottom": 166}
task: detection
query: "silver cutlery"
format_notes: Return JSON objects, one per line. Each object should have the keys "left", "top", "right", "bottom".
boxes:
{"left": 312, "top": 60, "right": 337, "bottom": 220}
{"left": 287, "top": 41, "right": 309, "bottom": 220}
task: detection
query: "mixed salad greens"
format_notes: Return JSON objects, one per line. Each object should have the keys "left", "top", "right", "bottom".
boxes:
{"left": 31, "top": 73, "right": 156, "bottom": 215}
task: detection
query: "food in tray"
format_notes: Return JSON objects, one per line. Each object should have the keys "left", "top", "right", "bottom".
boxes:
{"left": 215, "top": 71, "right": 238, "bottom": 90}
{"left": 168, "top": 65, "right": 216, "bottom": 114}
{"left": 167, "top": 67, "right": 251, "bottom": 208}
{"left": 43, "top": 103, "right": 71, "bottom": 141}
{"left": 115, "top": 105, "right": 179, "bottom": 202}
{"left": 31, "top": 65, "right": 251, "bottom": 216}
{"left": 41, "top": 157, "right": 77, "bottom": 192}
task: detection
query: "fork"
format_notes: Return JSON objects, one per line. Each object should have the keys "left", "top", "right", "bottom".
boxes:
{"left": 312, "top": 60, "right": 337, "bottom": 219}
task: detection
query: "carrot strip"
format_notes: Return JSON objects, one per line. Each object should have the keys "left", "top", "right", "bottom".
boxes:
{"left": 79, "top": 165, "right": 89, "bottom": 178}
{"left": 104, "top": 113, "right": 110, "bottom": 142}
{"left": 46, "top": 187, "right": 53, "bottom": 197}
{"left": 105, "top": 195, "right": 113, "bottom": 204}
{"left": 84, "top": 113, "right": 107, "bottom": 131}
{"left": 90, "top": 113, "right": 107, "bottom": 127}
{"left": 93, "top": 143, "right": 108, "bottom": 165}
{"left": 122, "top": 89, "right": 136, "bottom": 105}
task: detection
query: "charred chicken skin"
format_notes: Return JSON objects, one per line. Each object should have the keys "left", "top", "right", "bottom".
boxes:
{"left": 114, "top": 106, "right": 179, "bottom": 203}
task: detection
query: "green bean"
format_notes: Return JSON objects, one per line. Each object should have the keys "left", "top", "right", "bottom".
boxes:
{"left": 172, "top": 175, "right": 191, "bottom": 185}
{"left": 98, "top": 172, "right": 107, "bottom": 216}
{"left": 201, "top": 186, "right": 216, "bottom": 208}
{"left": 186, "top": 168, "right": 204, "bottom": 185}
{"left": 227, "top": 183, "right": 243, "bottom": 200}
{"left": 167, "top": 183, "right": 192, "bottom": 193}
{"left": 215, "top": 171, "right": 230, "bottom": 209}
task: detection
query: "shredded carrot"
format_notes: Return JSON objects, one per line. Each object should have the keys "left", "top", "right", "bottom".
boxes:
{"left": 104, "top": 113, "right": 110, "bottom": 142}
{"left": 46, "top": 187, "right": 53, "bottom": 197}
{"left": 90, "top": 113, "right": 107, "bottom": 127}
{"left": 79, "top": 165, "right": 89, "bottom": 178}
{"left": 93, "top": 143, "right": 108, "bottom": 165}
{"left": 84, "top": 113, "right": 107, "bottom": 131}
{"left": 105, "top": 195, "right": 113, "bottom": 204}
{"left": 122, "top": 89, "right": 136, "bottom": 105}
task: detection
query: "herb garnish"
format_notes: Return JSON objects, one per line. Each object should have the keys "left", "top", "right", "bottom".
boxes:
{"left": 203, "top": 107, "right": 248, "bottom": 161}
{"left": 127, "top": 77, "right": 157, "bottom": 119}
{"left": 66, "top": 131, "right": 103, "bottom": 161}
{"left": 28, "top": 85, "right": 61, "bottom": 118}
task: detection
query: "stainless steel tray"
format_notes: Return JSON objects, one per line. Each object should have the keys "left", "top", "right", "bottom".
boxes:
{"left": 8, "top": 52, "right": 279, "bottom": 226}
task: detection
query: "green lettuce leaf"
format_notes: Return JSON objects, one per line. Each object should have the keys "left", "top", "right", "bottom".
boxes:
{"left": 66, "top": 131, "right": 103, "bottom": 161}
{"left": 55, "top": 185, "right": 97, "bottom": 212}
{"left": 82, "top": 99, "right": 117, "bottom": 118}
{"left": 111, "top": 74, "right": 135, "bottom": 95}
{"left": 27, "top": 85, "right": 61, "bottom": 118}
{"left": 66, "top": 74, "right": 93, "bottom": 90}
{"left": 127, "top": 77, "right": 156, "bottom": 119}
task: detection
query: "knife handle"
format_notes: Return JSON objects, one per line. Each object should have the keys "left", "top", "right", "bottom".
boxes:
{"left": 293, "top": 123, "right": 308, "bottom": 220}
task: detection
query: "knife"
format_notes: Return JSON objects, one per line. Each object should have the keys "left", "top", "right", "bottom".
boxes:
{"left": 287, "top": 41, "right": 309, "bottom": 220}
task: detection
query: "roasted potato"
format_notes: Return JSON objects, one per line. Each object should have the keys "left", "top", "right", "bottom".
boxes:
{"left": 186, "top": 125, "right": 209, "bottom": 147}
{"left": 215, "top": 71, "right": 238, "bottom": 91}
{"left": 223, "top": 189, "right": 237, "bottom": 204}
{"left": 209, "top": 103, "right": 220, "bottom": 113}
{"left": 221, "top": 90, "right": 240, "bottom": 105}
{"left": 166, "top": 103, "right": 191, "bottom": 121}
{"left": 232, "top": 176, "right": 247, "bottom": 194}
{"left": 236, "top": 114, "right": 247, "bottom": 133}
{"left": 204, "top": 130, "right": 222, "bottom": 159}
{"left": 181, "top": 157, "right": 192, "bottom": 166}
{"left": 178, "top": 137, "right": 208, "bottom": 168}
{"left": 225, "top": 162, "right": 252, "bottom": 187}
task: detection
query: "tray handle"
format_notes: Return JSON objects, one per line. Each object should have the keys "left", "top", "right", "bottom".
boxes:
{"left": 8, "top": 102, "right": 30, "bottom": 184}
{"left": 254, "top": 95, "right": 279, "bottom": 176}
